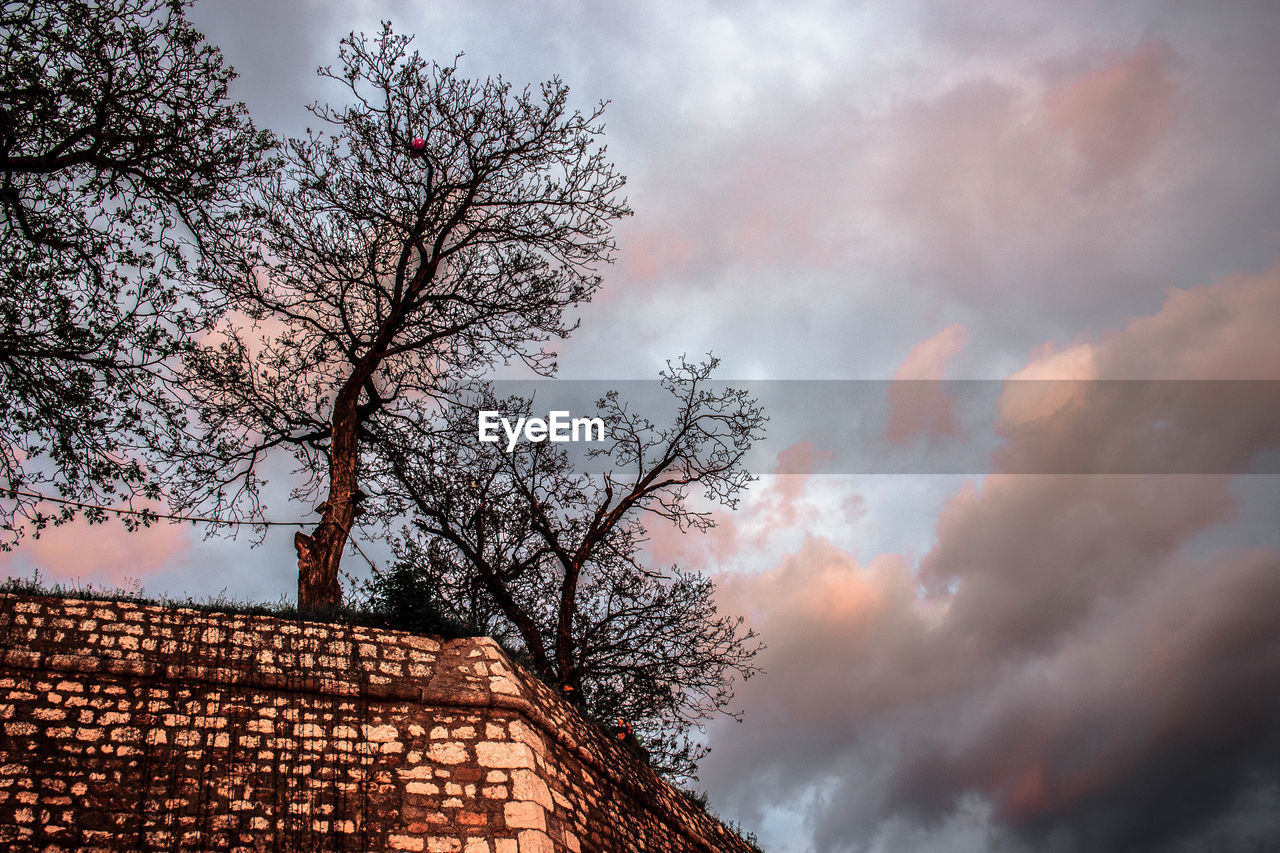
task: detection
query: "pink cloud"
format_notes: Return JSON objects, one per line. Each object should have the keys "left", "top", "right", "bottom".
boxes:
{"left": 642, "top": 508, "right": 740, "bottom": 569}
{"left": 714, "top": 537, "right": 929, "bottom": 724}
{"left": 892, "top": 324, "right": 972, "bottom": 382}
{"left": 616, "top": 222, "right": 695, "bottom": 284}
{"left": 767, "top": 440, "right": 832, "bottom": 511}
{"left": 604, "top": 39, "right": 1199, "bottom": 321}
{"left": 887, "top": 323, "right": 970, "bottom": 444}
{"left": 702, "top": 262, "right": 1280, "bottom": 845}
{"left": 993, "top": 261, "right": 1280, "bottom": 476}
{"left": 640, "top": 440, "right": 836, "bottom": 568}
{"left": 932, "top": 261, "right": 1280, "bottom": 645}
{"left": 2, "top": 515, "right": 191, "bottom": 586}
{"left": 1045, "top": 42, "right": 1178, "bottom": 188}
{"left": 771, "top": 439, "right": 827, "bottom": 476}
{"left": 1094, "top": 263, "right": 1280, "bottom": 380}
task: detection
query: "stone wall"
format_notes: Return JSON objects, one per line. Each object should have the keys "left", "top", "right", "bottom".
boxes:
{"left": 0, "top": 593, "right": 755, "bottom": 853}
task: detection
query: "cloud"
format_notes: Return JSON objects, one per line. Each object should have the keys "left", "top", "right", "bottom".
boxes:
{"left": 581, "top": 15, "right": 1279, "bottom": 384}
{"left": 993, "top": 262, "right": 1280, "bottom": 477}
{"left": 701, "top": 263, "right": 1280, "bottom": 851}
{"left": 1, "top": 516, "right": 191, "bottom": 587}
{"left": 603, "top": 49, "right": 1163, "bottom": 321}
{"left": 1094, "top": 264, "right": 1280, "bottom": 380}
{"left": 892, "top": 324, "right": 973, "bottom": 382}
{"left": 887, "top": 323, "right": 971, "bottom": 444}
{"left": 641, "top": 440, "right": 834, "bottom": 569}
{"left": 1044, "top": 42, "right": 1178, "bottom": 188}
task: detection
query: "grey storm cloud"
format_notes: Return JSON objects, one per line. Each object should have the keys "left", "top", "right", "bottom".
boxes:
{"left": 701, "top": 264, "right": 1280, "bottom": 853}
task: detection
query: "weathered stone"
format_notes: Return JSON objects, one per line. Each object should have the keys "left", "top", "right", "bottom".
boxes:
{"left": 405, "top": 781, "right": 439, "bottom": 796}
{"left": 426, "top": 838, "right": 461, "bottom": 853}
{"left": 516, "top": 829, "right": 556, "bottom": 853}
{"left": 475, "top": 742, "right": 535, "bottom": 770}
{"left": 488, "top": 676, "right": 520, "bottom": 695}
{"left": 503, "top": 800, "right": 546, "bottom": 831}
{"left": 0, "top": 593, "right": 759, "bottom": 853}
{"left": 427, "top": 742, "right": 468, "bottom": 764}
{"left": 362, "top": 723, "right": 398, "bottom": 742}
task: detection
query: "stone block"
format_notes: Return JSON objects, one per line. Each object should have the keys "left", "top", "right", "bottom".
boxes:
{"left": 428, "top": 742, "right": 468, "bottom": 764}
{"left": 363, "top": 723, "right": 399, "bottom": 742}
{"left": 503, "top": 801, "right": 546, "bottom": 831}
{"left": 476, "top": 742, "right": 535, "bottom": 770}
{"left": 517, "top": 829, "right": 555, "bottom": 853}
{"left": 426, "top": 839, "right": 461, "bottom": 853}
{"left": 510, "top": 770, "right": 553, "bottom": 811}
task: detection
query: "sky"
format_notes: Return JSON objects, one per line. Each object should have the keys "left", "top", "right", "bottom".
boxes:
{"left": 6, "top": 2, "right": 1280, "bottom": 850}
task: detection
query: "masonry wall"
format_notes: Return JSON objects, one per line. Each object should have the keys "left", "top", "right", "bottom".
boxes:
{"left": 0, "top": 593, "right": 755, "bottom": 853}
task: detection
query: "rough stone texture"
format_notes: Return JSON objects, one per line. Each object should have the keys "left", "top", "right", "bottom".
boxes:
{"left": 0, "top": 593, "right": 754, "bottom": 852}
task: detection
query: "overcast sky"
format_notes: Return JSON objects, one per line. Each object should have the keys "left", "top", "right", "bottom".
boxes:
{"left": 6, "top": 2, "right": 1280, "bottom": 850}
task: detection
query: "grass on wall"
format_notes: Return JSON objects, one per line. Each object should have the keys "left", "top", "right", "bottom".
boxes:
{"left": 0, "top": 571, "right": 479, "bottom": 639}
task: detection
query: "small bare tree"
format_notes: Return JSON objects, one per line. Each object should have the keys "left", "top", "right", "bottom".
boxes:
{"left": 177, "top": 25, "right": 629, "bottom": 608}
{"left": 372, "top": 358, "right": 766, "bottom": 779}
{"left": 0, "top": 0, "right": 272, "bottom": 543}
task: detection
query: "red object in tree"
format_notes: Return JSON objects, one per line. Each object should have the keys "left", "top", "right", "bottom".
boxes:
{"left": 614, "top": 717, "right": 632, "bottom": 741}
{"left": 408, "top": 137, "right": 426, "bottom": 158}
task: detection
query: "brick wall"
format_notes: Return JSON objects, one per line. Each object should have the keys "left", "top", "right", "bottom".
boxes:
{"left": 0, "top": 593, "right": 755, "bottom": 853}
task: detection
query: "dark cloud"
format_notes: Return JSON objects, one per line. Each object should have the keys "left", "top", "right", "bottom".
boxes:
{"left": 703, "top": 265, "right": 1280, "bottom": 852}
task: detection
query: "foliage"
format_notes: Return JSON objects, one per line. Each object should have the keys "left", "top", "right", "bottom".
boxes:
{"left": 0, "top": 0, "right": 274, "bottom": 544}
{"left": 680, "top": 789, "right": 767, "bottom": 852}
{"left": 360, "top": 555, "right": 481, "bottom": 638}
{"left": 370, "top": 357, "right": 766, "bottom": 780}
{"left": 174, "top": 24, "right": 630, "bottom": 607}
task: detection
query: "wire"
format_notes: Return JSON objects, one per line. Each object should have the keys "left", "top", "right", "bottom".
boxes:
{"left": 4, "top": 487, "right": 307, "bottom": 527}
{"left": 344, "top": 536, "right": 381, "bottom": 578}
{"left": 5, "top": 487, "right": 385, "bottom": 576}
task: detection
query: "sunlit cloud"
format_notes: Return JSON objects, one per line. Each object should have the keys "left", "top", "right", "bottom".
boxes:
{"left": 703, "top": 261, "right": 1280, "bottom": 851}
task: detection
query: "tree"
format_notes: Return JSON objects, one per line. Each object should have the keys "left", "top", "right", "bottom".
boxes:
{"left": 175, "top": 25, "right": 629, "bottom": 609}
{"left": 177, "top": 26, "right": 632, "bottom": 607}
{"left": 0, "top": 0, "right": 273, "bottom": 544}
{"left": 371, "top": 358, "right": 766, "bottom": 780}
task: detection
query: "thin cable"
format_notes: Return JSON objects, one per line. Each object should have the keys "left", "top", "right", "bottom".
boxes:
{"left": 10, "top": 486, "right": 385, "bottom": 578}
{"left": 344, "top": 534, "right": 381, "bottom": 578}
{"left": 4, "top": 488, "right": 307, "bottom": 527}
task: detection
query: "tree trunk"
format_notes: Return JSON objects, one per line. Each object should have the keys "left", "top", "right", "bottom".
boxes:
{"left": 296, "top": 383, "right": 362, "bottom": 611}
{"left": 555, "top": 557, "right": 582, "bottom": 687}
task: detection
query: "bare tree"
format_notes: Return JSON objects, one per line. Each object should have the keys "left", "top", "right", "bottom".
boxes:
{"left": 372, "top": 358, "right": 766, "bottom": 779}
{"left": 176, "top": 25, "right": 629, "bottom": 608}
{"left": 0, "top": 0, "right": 273, "bottom": 544}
